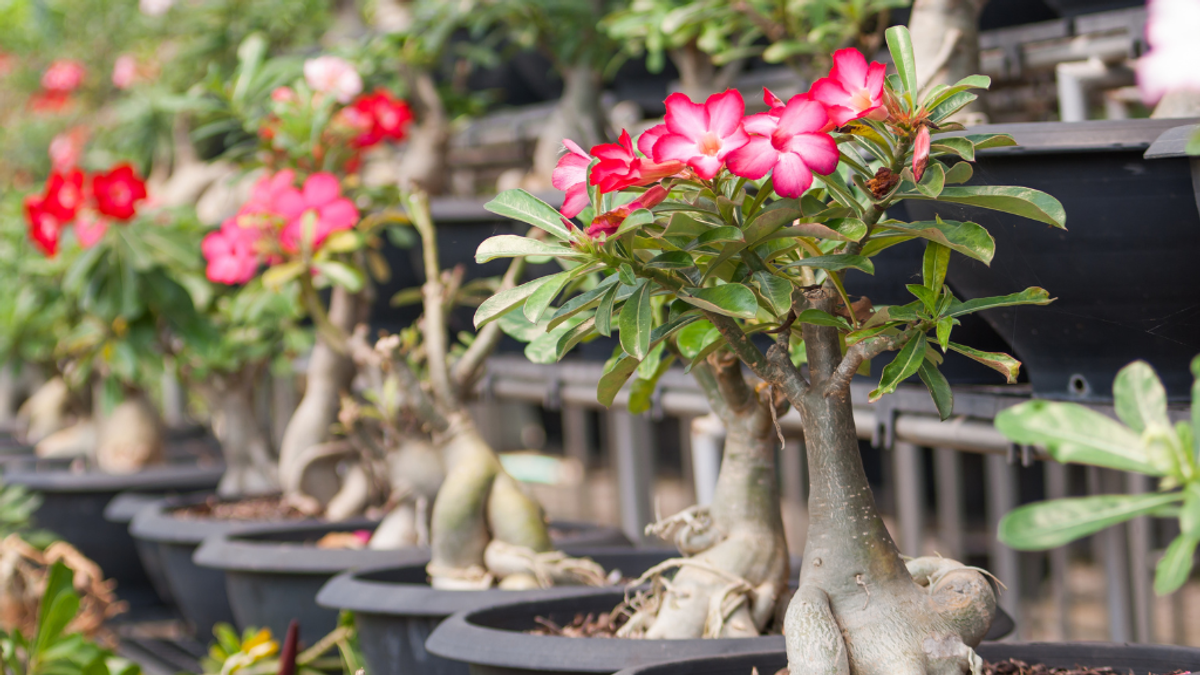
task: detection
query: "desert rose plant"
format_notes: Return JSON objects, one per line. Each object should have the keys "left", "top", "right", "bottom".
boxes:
{"left": 475, "top": 26, "right": 1066, "bottom": 671}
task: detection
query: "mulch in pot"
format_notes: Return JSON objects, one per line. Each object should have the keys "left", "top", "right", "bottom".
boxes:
{"left": 169, "top": 494, "right": 308, "bottom": 521}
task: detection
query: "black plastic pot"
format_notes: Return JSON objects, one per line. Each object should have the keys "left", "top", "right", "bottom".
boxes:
{"left": 104, "top": 491, "right": 185, "bottom": 607}
{"left": 905, "top": 118, "right": 1200, "bottom": 399}
{"left": 611, "top": 642, "right": 1200, "bottom": 675}
{"left": 423, "top": 588, "right": 1014, "bottom": 675}
{"left": 316, "top": 550, "right": 678, "bottom": 675}
{"left": 4, "top": 460, "right": 224, "bottom": 608}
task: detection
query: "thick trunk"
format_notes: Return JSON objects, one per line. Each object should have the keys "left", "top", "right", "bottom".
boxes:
{"left": 395, "top": 71, "right": 450, "bottom": 195}
{"left": 529, "top": 64, "right": 606, "bottom": 188}
{"left": 783, "top": 290, "right": 995, "bottom": 675}
{"left": 17, "top": 377, "right": 74, "bottom": 445}
{"left": 908, "top": 0, "right": 988, "bottom": 122}
{"left": 96, "top": 391, "right": 165, "bottom": 474}
{"left": 669, "top": 43, "right": 745, "bottom": 101}
{"left": 624, "top": 354, "right": 789, "bottom": 638}
{"left": 207, "top": 372, "right": 278, "bottom": 497}
{"left": 279, "top": 287, "right": 364, "bottom": 506}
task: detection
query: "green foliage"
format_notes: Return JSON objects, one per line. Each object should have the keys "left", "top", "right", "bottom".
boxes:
{"left": 0, "top": 561, "right": 140, "bottom": 675}
{"left": 997, "top": 358, "right": 1200, "bottom": 595}
{"left": 197, "top": 612, "right": 362, "bottom": 675}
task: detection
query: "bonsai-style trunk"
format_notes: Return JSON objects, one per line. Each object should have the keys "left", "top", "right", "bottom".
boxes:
{"left": 529, "top": 63, "right": 606, "bottom": 189}
{"left": 780, "top": 290, "right": 995, "bottom": 675}
{"left": 621, "top": 351, "right": 789, "bottom": 638}
{"left": 669, "top": 42, "right": 745, "bottom": 101}
{"left": 203, "top": 369, "right": 279, "bottom": 497}
{"left": 396, "top": 70, "right": 450, "bottom": 194}
{"left": 17, "top": 377, "right": 76, "bottom": 446}
{"left": 279, "top": 286, "right": 365, "bottom": 509}
{"left": 96, "top": 389, "right": 165, "bottom": 474}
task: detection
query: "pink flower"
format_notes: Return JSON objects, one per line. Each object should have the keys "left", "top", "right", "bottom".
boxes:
{"left": 552, "top": 139, "right": 592, "bottom": 218}
{"left": 49, "top": 127, "right": 87, "bottom": 171}
{"left": 271, "top": 86, "right": 298, "bottom": 103}
{"left": 203, "top": 220, "right": 262, "bottom": 285}
{"left": 912, "top": 126, "right": 931, "bottom": 183}
{"left": 244, "top": 169, "right": 297, "bottom": 215}
{"left": 276, "top": 173, "right": 359, "bottom": 252}
{"left": 41, "top": 60, "right": 85, "bottom": 93}
{"left": 808, "top": 49, "right": 888, "bottom": 127}
{"left": 649, "top": 90, "right": 749, "bottom": 180}
{"left": 112, "top": 55, "right": 137, "bottom": 89}
{"left": 763, "top": 87, "right": 786, "bottom": 110}
{"left": 590, "top": 130, "right": 683, "bottom": 193}
{"left": 727, "top": 97, "right": 839, "bottom": 198}
{"left": 74, "top": 212, "right": 109, "bottom": 248}
{"left": 304, "top": 56, "right": 362, "bottom": 104}
{"left": 1138, "top": 0, "right": 1200, "bottom": 103}
{"left": 586, "top": 185, "right": 670, "bottom": 238}
{"left": 139, "top": 0, "right": 175, "bottom": 15}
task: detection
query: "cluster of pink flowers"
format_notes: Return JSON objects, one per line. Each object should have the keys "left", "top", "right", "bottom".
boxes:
{"left": 30, "top": 59, "right": 85, "bottom": 112}
{"left": 202, "top": 170, "right": 359, "bottom": 285}
{"left": 554, "top": 49, "right": 900, "bottom": 236}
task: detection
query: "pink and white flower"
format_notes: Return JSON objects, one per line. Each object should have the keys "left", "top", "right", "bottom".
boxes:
{"left": 304, "top": 56, "right": 362, "bottom": 104}
{"left": 203, "top": 220, "right": 262, "bottom": 285}
{"left": 41, "top": 60, "right": 85, "bottom": 93}
{"left": 112, "top": 55, "right": 137, "bottom": 89}
{"left": 727, "top": 97, "right": 839, "bottom": 198}
{"left": 649, "top": 90, "right": 749, "bottom": 180}
{"left": 552, "top": 139, "right": 593, "bottom": 219}
{"left": 808, "top": 49, "right": 888, "bottom": 127}
{"left": 276, "top": 173, "right": 360, "bottom": 252}
{"left": 1138, "top": 0, "right": 1200, "bottom": 103}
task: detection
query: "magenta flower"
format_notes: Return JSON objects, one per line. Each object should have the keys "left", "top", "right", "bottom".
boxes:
{"left": 912, "top": 126, "right": 931, "bottom": 183}
{"left": 242, "top": 169, "right": 297, "bottom": 217}
{"left": 727, "top": 97, "right": 839, "bottom": 198}
{"left": 1138, "top": 0, "right": 1200, "bottom": 103}
{"left": 809, "top": 49, "right": 888, "bottom": 127}
{"left": 203, "top": 220, "right": 262, "bottom": 285}
{"left": 552, "top": 139, "right": 592, "bottom": 218}
{"left": 41, "top": 60, "right": 84, "bottom": 93}
{"left": 586, "top": 185, "right": 670, "bottom": 239}
{"left": 589, "top": 130, "right": 683, "bottom": 193}
{"left": 75, "top": 213, "right": 109, "bottom": 249}
{"left": 112, "top": 55, "right": 137, "bottom": 89}
{"left": 276, "top": 173, "right": 360, "bottom": 252}
{"left": 304, "top": 56, "right": 362, "bottom": 104}
{"left": 650, "top": 90, "right": 749, "bottom": 180}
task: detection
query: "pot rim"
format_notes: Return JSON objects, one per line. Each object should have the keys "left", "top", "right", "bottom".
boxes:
{"left": 128, "top": 492, "right": 316, "bottom": 544}
{"left": 192, "top": 519, "right": 427, "bottom": 575}
{"left": 950, "top": 118, "right": 1200, "bottom": 156}
{"left": 4, "top": 461, "right": 225, "bottom": 493}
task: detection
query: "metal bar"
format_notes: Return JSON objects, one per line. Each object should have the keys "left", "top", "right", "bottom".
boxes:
{"left": 893, "top": 442, "right": 925, "bottom": 556}
{"left": 1089, "top": 467, "right": 1133, "bottom": 642}
{"left": 1045, "top": 460, "right": 1071, "bottom": 640}
{"left": 934, "top": 447, "right": 964, "bottom": 561}
{"left": 562, "top": 405, "right": 591, "bottom": 520}
{"left": 1126, "top": 471, "right": 1154, "bottom": 643}
{"left": 986, "top": 452, "right": 1022, "bottom": 638}
{"left": 608, "top": 410, "right": 656, "bottom": 545}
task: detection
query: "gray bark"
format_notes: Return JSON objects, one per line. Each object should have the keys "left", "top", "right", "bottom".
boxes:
{"left": 529, "top": 63, "right": 606, "bottom": 188}
{"left": 205, "top": 371, "right": 279, "bottom": 497}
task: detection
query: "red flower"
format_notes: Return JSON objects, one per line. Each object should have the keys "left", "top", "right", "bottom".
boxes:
{"left": 346, "top": 90, "right": 414, "bottom": 148}
{"left": 41, "top": 60, "right": 85, "bottom": 92}
{"left": 276, "top": 173, "right": 359, "bottom": 252}
{"left": 727, "top": 97, "right": 839, "bottom": 198}
{"left": 648, "top": 90, "right": 749, "bottom": 180}
{"left": 552, "top": 139, "right": 592, "bottom": 219}
{"left": 29, "top": 91, "right": 72, "bottom": 113}
{"left": 42, "top": 169, "right": 86, "bottom": 222}
{"left": 912, "top": 126, "right": 931, "bottom": 183}
{"left": 586, "top": 185, "right": 669, "bottom": 238}
{"left": 91, "top": 164, "right": 147, "bottom": 221}
{"left": 808, "top": 49, "right": 888, "bottom": 127}
{"left": 25, "top": 196, "right": 62, "bottom": 256}
{"left": 589, "top": 130, "right": 683, "bottom": 193}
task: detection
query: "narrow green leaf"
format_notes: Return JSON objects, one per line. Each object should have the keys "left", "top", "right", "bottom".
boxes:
{"left": 870, "top": 332, "right": 926, "bottom": 402}
{"left": 619, "top": 281, "right": 653, "bottom": 360}
{"left": 548, "top": 315, "right": 597, "bottom": 361}
{"left": 999, "top": 492, "right": 1183, "bottom": 550}
{"left": 476, "top": 275, "right": 556, "bottom": 328}
{"left": 797, "top": 309, "right": 851, "bottom": 331}
{"left": 885, "top": 26, "right": 918, "bottom": 99}
{"left": 928, "top": 92, "right": 978, "bottom": 123}
{"left": 475, "top": 235, "right": 581, "bottom": 263}
{"left": 745, "top": 202, "right": 802, "bottom": 232}
{"left": 619, "top": 263, "right": 637, "bottom": 286}
{"left": 1156, "top": 534, "right": 1200, "bottom": 595}
{"left": 946, "top": 287, "right": 1053, "bottom": 318}
{"left": 523, "top": 270, "right": 573, "bottom": 323}
{"left": 930, "top": 137, "right": 975, "bottom": 162}
{"left": 646, "top": 251, "right": 695, "bottom": 269}
{"left": 1113, "top": 360, "right": 1169, "bottom": 434}
{"left": 915, "top": 163, "right": 946, "bottom": 198}
{"left": 615, "top": 209, "right": 656, "bottom": 238}
{"left": 907, "top": 284, "right": 939, "bottom": 313}
{"left": 948, "top": 342, "right": 1022, "bottom": 383}
{"left": 693, "top": 226, "right": 744, "bottom": 248}
{"left": 922, "top": 240, "right": 951, "bottom": 290}
{"left": 484, "top": 189, "right": 574, "bottom": 241}
{"left": 753, "top": 271, "right": 794, "bottom": 316}
{"left": 678, "top": 284, "right": 759, "bottom": 319}
{"left": 936, "top": 316, "right": 953, "bottom": 351}
{"left": 262, "top": 261, "right": 304, "bottom": 290}
{"left": 315, "top": 261, "right": 364, "bottom": 292}
{"left": 944, "top": 162, "right": 973, "bottom": 185}
{"left": 918, "top": 359, "right": 954, "bottom": 420}
{"left": 880, "top": 218, "right": 995, "bottom": 266}
{"left": 967, "top": 133, "right": 1018, "bottom": 150}
{"left": 598, "top": 354, "right": 642, "bottom": 407}
{"left": 595, "top": 283, "right": 619, "bottom": 337}
{"left": 996, "top": 399, "right": 1158, "bottom": 474}
{"left": 904, "top": 186, "right": 1066, "bottom": 229}
{"left": 784, "top": 254, "right": 874, "bottom": 274}
{"left": 547, "top": 274, "right": 620, "bottom": 329}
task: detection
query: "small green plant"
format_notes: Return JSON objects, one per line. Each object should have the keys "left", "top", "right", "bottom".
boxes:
{"left": 0, "top": 482, "right": 53, "bottom": 547}
{"left": 0, "top": 560, "right": 139, "bottom": 675}
{"left": 199, "top": 613, "right": 363, "bottom": 675}
{"left": 998, "top": 357, "right": 1200, "bottom": 594}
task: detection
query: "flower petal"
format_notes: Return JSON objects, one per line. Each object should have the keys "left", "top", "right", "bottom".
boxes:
{"left": 705, "top": 89, "right": 746, "bottom": 137}
{"left": 663, "top": 93, "right": 708, "bottom": 140}
{"left": 778, "top": 98, "right": 830, "bottom": 135}
{"left": 561, "top": 184, "right": 590, "bottom": 219}
{"left": 786, "top": 133, "right": 840, "bottom": 176}
{"left": 742, "top": 112, "right": 781, "bottom": 137}
{"left": 637, "top": 124, "right": 669, "bottom": 157}
{"left": 689, "top": 154, "right": 724, "bottom": 180}
{"left": 727, "top": 136, "right": 779, "bottom": 180}
{"left": 651, "top": 133, "right": 699, "bottom": 165}
{"left": 772, "top": 153, "right": 815, "bottom": 198}
{"left": 318, "top": 198, "right": 359, "bottom": 232}
{"left": 303, "top": 173, "right": 342, "bottom": 206}
{"left": 830, "top": 48, "right": 869, "bottom": 88}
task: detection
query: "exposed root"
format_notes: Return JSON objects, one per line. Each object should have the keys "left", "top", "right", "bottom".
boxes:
{"left": 483, "top": 540, "right": 611, "bottom": 588}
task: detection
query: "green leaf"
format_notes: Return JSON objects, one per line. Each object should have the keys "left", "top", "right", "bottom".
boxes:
{"left": 943, "top": 162, "right": 973, "bottom": 185}
{"left": 522, "top": 270, "right": 573, "bottom": 323}
{"left": 484, "top": 189, "right": 574, "bottom": 241}
{"left": 907, "top": 284, "right": 939, "bottom": 313}
{"left": 753, "top": 271, "right": 794, "bottom": 316}
{"left": 618, "top": 263, "right": 637, "bottom": 287}
{"left": 948, "top": 342, "right": 1022, "bottom": 383}
{"left": 597, "top": 315, "right": 699, "bottom": 406}
{"left": 996, "top": 400, "right": 1159, "bottom": 474}
{"left": 543, "top": 315, "right": 595, "bottom": 362}
{"left": 797, "top": 309, "right": 851, "bottom": 331}
{"left": 595, "top": 283, "right": 619, "bottom": 337}
{"left": 547, "top": 275, "right": 621, "bottom": 329}
{"left": 693, "top": 226, "right": 744, "bottom": 248}
{"left": 475, "top": 275, "right": 556, "bottom": 328}
{"left": 616, "top": 209, "right": 656, "bottom": 237}
{"left": 923, "top": 75, "right": 991, "bottom": 109}
{"left": 262, "top": 261, "right": 304, "bottom": 290}
{"left": 999, "top": 492, "right": 1182, "bottom": 550}
{"left": 880, "top": 218, "right": 995, "bottom": 266}
{"left": 619, "top": 281, "right": 653, "bottom": 360}
{"left": 676, "top": 320, "right": 719, "bottom": 360}
{"left": 1156, "top": 533, "right": 1200, "bottom": 595}
{"left": 967, "top": 133, "right": 1018, "bottom": 150}
{"left": 475, "top": 235, "right": 581, "bottom": 263}
{"left": 870, "top": 332, "right": 926, "bottom": 402}
{"left": 936, "top": 316, "right": 953, "bottom": 351}
{"left": 928, "top": 92, "right": 978, "bottom": 123}
{"left": 904, "top": 186, "right": 1066, "bottom": 229}
{"left": 679, "top": 284, "right": 759, "bottom": 319}
{"left": 946, "top": 287, "right": 1053, "bottom": 318}
{"left": 1113, "top": 360, "right": 1169, "bottom": 434}
{"left": 921, "top": 240, "right": 951, "bottom": 292}
{"left": 784, "top": 254, "right": 874, "bottom": 274}
{"left": 930, "top": 137, "right": 975, "bottom": 162}
{"left": 918, "top": 359, "right": 954, "bottom": 421}
{"left": 314, "top": 261, "right": 364, "bottom": 293}
{"left": 36, "top": 562, "right": 80, "bottom": 652}
{"left": 646, "top": 251, "right": 695, "bottom": 269}
{"left": 885, "top": 26, "right": 918, "bottom": 100}
{"left": 915, "top": 163, "right": 946, "bottom": 198}
{"left": 629, "top": 353, "right": 675, "bottom": 415}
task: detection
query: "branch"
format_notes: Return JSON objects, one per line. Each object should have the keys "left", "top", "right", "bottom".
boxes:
{"left": 822, "top": 332, "right": 908, "bottom": 398}
{"left": 299, "top": 274, "right": 349, "bottom": 355}
{"left": 408, "top": 190, "right": 455, "bottom": 410}
{"left": 703, "top": 310, "right": 810, "bottom": 408}
{"left": 392, "top": 350, "right": 451, "bottom": 434}
{"left": 709, "top": 350, "right": 754, "bottom": 413}
{"left": 451, "top": 253, "right": 527, "bottom": 392}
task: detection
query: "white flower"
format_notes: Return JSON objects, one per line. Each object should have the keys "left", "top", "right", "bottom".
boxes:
{"left": 1138, "top": 0, "right": 1200, "bottom": 103}
{"left": 303, "top": 56, "right": 362, "bottom": 104}
{"left": 139, "top": 0, "right": 175, "bottom": 17}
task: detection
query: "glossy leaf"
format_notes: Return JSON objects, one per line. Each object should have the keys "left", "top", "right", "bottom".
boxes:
{"left": 745, "top": 202, "right": 803, "bottom": 232}
{"left": 646, "top": 251, "right": 695, "bottom": 269}
{"left": 677, "top": 320, "right": 719, "bottom": 359}
{"left": 679, "top": 284, "right": 759, "bottom": 319}
{"left": 948, "top": 342, "right": 1022, "bottom": 383}
{"left": 907, "top": 284, "right": 939, "bottom": 313}
{"left": 484, "top": 189, "right": 574, "bottom": 241}
{"left": 922, "top": 240, "right": 950, "bottom": 291}
{"left": 476, "top": 235, "right": 581, "bottom": 263}
{"left": 595, "top": 284, "right": 619, "bottom": 337}
{"left": 904, "top": 186, "right": 1066, "bottom": 228}
{"left": 870, "top": 332, "right": 926, "bottom": 402}
{"left": 522, "top": 270, "right": 574, "bottom": 323}
{"left": 946, "top": 287, "right": 1053, "bottom": 318}
{"left": 1113, "top": 360, "right": 1169, "bottom": 434}
{"left": 797, "top": 309, "right": 851, "bottom": 331}
{"left": 616, "top": 209, "right": 656, "bottom": 238}
{"left": 967, "top": 133, "right": 1018, "bottom": 150}
{"left": 936, "top": 316, "right": 954, "bottom": 351}
{"left": 995, "top": 400, "right": 1159, "bottom": 474}
{"left": 548, "top": 275, "right": 621, "bottom": 329}
{"left": 1155, "top": 533, "right": 1199, "bottom": 595}
{"left": 784, "top": 254, "right": 874, "bottom": 274}
{"left": 885, "top": 26, "right": 918, "bottom": 100}
{"left": 928, "top": 92, "right": 977, "bottom": 123}
{"left": 629, "top": 353, "right": 675, "bottom": 415}
{"left": 262, "top": 261, "right": 304, "bottom": 290}
{"left": 314, "top": 261, "right": 364, "bottom": 292}
{"left": 619, "top": 281, "right": 653, "bottom": 360}
{"left": 694, "top": 226, "right": 744, "bottom": 248}
{"left": 880, "top": 218, "right": 995, "bottom": 265}
{"left": 915, "top": 163, "right": 946, "bottom": 198}
{"left": 476, "top": 276, "right": 554, "bottom": 328}
{"left": 930, "top": 137, "right": 975, "bottom": 162}
{"left": 598, "top": 353, "right": 642, "bottom": 407}
{"left": 944, "top": 162, "right": 973, "bottom": 184}
{"left": 528, "top": 314, "right": 591, "bottom": 363}
{"left": 918, "top": 359, "right": 954, "bottom": 420}
{"left": 999, "top": 492, "right": 1182, "bottom": 550}
{"left": 753, "top": 271, "right": 794, "bottom": 316}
